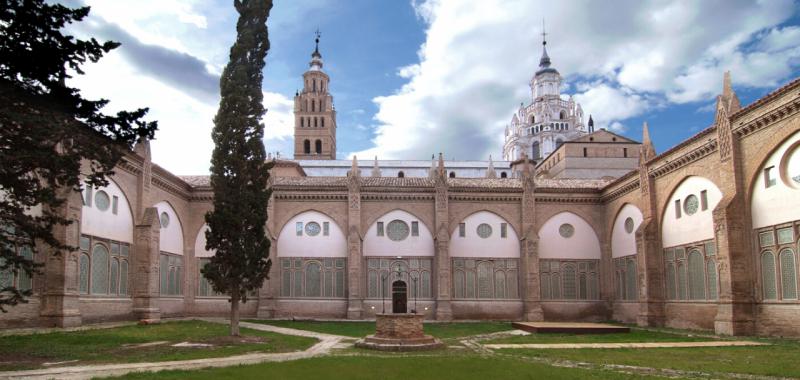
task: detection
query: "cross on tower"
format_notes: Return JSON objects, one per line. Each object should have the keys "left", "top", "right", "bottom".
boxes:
{"left": 541, "top": 19, "right": 547, "bottom": 45}
{"left": 315, "top": 28, "right": 321, "bottom": 45}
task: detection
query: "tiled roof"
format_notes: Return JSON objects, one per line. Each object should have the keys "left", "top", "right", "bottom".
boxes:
{"left": 179, "top": 174, "right": 610, "bottom": 190}
{"left": 179, "top": 175, "right": 210, "bottom": 187}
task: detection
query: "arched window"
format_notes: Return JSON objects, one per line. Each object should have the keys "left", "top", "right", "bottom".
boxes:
{"left": 91, "top": 244, "right": 109, "bottom": 294}
{"left": 560, "top": 111, "right": 566, "bottom": 120}
{"left": 305, "top": 261, "right": 321, "bottom": 297}
{"left": 311, "top": 99, "right": 315, "bottom": 112}
{"left": 321, "top": 118, "right": 325, "bottom": 128}
{"left": 530, "top": 116, "right": 535, "bottom": 124}
{"left": 303, "top": 140, "right": 310, "bottom": 154}
{"left": 398, "top": 171, "right": 405, "bottom": 178}
{"left": 300, "top": 117, "right": 305, "bottom": 128}
{"left": 562, "top": 263, "right": 577, "bottom": 299}
{"left": 688, "top": 250, "right": 705, "bottom": 300}
{"left": 110, "top": 258, "right": 119, "bottom": 294}
{"left": 706, "top": 259, "right": 717, "bottom": 300}
{"left": 315, "top": 140, "right": 322, "bottom": 154}
{"left": 500, "top": 172, "right": 507, "bottom": 178}
{"left": 314, "top": 117, "right": 318, "bottom": 127}
{"left": 313, "top": 79, "right": 317, "bottom": 92}
{"left": 531, "top": 141, "right": 540, "bottom": 159}
{"left": 762, "top": 251, "right": 777, "bottom": 300}
{"left": 626, "top": 258, "right": 637, "bottom": 300}
{"left": 780, "top": 249, "right": 797, "bottom": 299}
{"left": 79, "top": 253, "right": 90, "bottom": 294}
{"left": 449, "top": 172, "right": 456, "bottom": 178}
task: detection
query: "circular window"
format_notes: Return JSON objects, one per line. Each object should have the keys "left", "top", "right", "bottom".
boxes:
{"left": 387, "top": 220, "right": 410, "bottom": 241}
{"left": 95, "top": 190, "right": 110, "bottom": 211}
{"left": 786, "top": 145, "right": 800, "bottom": 185}
{"left": 624, "top": 217, "right": 635, "bottom": 234}
{"left": 476, "top": 223, "right": 492, "bottom": 239}
{"left": 559, "top": 223, "right": 574, "bottom": 238}
{"left": 305, "top": 222, "right": 321, "bottom": 236}
{"left": 159, "top": 212, "right": 170, "bottom": 228}
{"left": 684, "top": 195, "right": 699, "bottom": 215}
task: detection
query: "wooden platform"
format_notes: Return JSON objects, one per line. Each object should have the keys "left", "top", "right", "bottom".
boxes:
{"left": 512, "top": 322, "right": 630, "bottom": 334}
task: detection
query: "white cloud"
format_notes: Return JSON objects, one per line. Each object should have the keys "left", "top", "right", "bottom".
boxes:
{"left": 353, "top": 0, "right": 799, "bottom": 160}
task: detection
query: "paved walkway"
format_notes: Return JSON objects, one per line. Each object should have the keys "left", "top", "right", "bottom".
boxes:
{"left": 0, "top": 320, "right": 352, "bottom": 380}
{"left": 483, "top": 340, "right": 768, "bottom": 350}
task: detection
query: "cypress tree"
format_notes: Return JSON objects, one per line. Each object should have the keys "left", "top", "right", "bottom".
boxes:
{"left": 204, "top": 0, "right": 273, "bottom": 336}
{"left": 0, "top": 1, "right": 157, "bottom": 310}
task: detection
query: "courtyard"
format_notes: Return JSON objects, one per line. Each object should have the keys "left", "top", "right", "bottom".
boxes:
{"left": 0, "top": 319, "right": 797, "bottom": 379}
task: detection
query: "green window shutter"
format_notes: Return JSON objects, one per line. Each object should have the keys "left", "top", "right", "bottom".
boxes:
{"left": 780, "top": 249, "right": 797, "bottom": 300}
{"left": 762, "top": 251, "right": 777, "bottom": 300}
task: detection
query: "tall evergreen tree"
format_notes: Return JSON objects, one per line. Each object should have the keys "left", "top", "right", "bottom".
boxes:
{"left": 0, "top": 1, "right": 157, "bottom": 310}
{"left": 204, "top": 0, "right": 273, "bottom": 336}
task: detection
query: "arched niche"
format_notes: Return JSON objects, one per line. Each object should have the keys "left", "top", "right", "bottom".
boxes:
{"left": 194, "top": 224, "right": 215, "bottom": 258}
{"left": 449, "top": 211, "right": 520, "bottom": 258}
{"left": 611, "top": 204, "right": 643, "bottom": 258}
{"left": 80, "top": 177, "right": 134, "bottom": 243}
{"left": 661, "top": 176, "right": 722, "bottom": 248}
{"left": 751, "top": 130, "right": 800, "bottom": 229}
{"left": 154, "top": 201, "right": 184, "bottom": 255}
{"left": 277, "top": 211, "right": 346, "bottom": 257}
{"left": 363, "top": 210, "right": 434, "bottom": 257}
{"left": 538, "top": 211, "right": 601, "bottom": 259}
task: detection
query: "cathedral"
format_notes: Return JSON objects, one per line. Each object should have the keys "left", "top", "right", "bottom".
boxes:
{"left": 2, "top": 34, "right": 800, "bottom": 339}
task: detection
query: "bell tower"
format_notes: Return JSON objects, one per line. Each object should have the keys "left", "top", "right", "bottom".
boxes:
{"left": 294, "top": 30, "right": 337, "bottom": 160}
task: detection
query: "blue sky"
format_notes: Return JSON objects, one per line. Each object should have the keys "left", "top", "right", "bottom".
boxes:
{"left": 66, "top": 0, "right": 800, "bottom": 174}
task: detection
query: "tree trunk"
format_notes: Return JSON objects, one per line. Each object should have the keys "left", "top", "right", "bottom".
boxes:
{"left": 230, "top": 289, "right": 240, "bottom": 336}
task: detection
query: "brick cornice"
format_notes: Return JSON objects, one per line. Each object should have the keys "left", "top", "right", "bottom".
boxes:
{"left": 649, "top": 139, "right": 717, "bottom": 178}
{"left": 734, "top": 97, "right": 800, "bottom": 138}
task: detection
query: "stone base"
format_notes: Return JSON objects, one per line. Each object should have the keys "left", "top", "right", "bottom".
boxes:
{"left": 355, "top": 334, "right": 443, "bottom": 351}
{"left": 355, "top": 313, "right": 443, "bottom": 352}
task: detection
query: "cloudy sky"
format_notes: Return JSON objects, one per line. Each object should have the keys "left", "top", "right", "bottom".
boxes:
{"left": 65, "top": 0, "right": 800, "bottom": 174}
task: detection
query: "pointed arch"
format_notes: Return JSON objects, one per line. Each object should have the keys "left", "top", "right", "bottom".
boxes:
{"left": 750, "top": 129, "right": 800, "bottom": 229}
{"left": 449, "top": 211, "right": 520, "bottom": 258}
{"left": 611, "top": 203, "right": 643, "bottom": 258}
{"left": 538, "top": 211, "right": 601, "bottom": 259}
{"left": 80, "top": 176, "right": 135, "bottom": 243}
{"left": 153, "top": 200, "right": 184, "bottom": 255}
{"left": 661, "top": 175, "right": 722, "bottom": 247}
{"left": 363, "top": 209, "right": 434, "bottom": 257}
{"left": 277, "top": 210, "right": 346, "bottom": 258}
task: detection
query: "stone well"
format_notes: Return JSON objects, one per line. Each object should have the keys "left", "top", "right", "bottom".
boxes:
{"left": 355, "top": 313, "right": 443, "bottom": 351}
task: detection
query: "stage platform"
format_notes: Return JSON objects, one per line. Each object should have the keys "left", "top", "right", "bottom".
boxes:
{"left": 512, "top": 322, "right": 630, "bottom": 334}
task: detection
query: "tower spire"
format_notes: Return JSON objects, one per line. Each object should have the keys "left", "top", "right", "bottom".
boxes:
{"left": 309, "top": 29, "right": 323, "bottom": 70}
{"left": 641, "top": 121, "right": 656, "bottom": 162}
{"left": 539, "top": 19, "right": 551, "bottom": 68}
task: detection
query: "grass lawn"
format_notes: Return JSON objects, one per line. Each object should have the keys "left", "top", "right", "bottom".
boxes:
{"left": 245, "top": 319, "right": 513, "bottom": 339}
{"left": 482, "top": 328, "right": 717, "bottom": 345}
{"left": 0, "top": 320, "right": 317, "bottom": 371}
{"left": 500, "top": 337, "right": 800, "bottom": 378}
{"left": 103, "top": 354, "right": 661, "bottom": 380}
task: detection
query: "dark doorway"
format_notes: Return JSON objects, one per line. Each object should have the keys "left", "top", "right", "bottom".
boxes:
{"left": 392, "top": 280, "right": 407, "bottom": 313}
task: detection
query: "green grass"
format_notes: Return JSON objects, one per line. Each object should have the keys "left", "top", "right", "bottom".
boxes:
{"left": 245, "top": 319, "right": 513, "bottom": 339}
{"left": 483, "top": 328, "right": 716, "bottom": 345}
{"left": 103, "top": 354, "right": 661, "bottom": 380}
{"left": 501, "top": 337, "right": 800, "bottom": 378}
{"left": 0, "top": 320, "right": 317, "bottom": 371}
